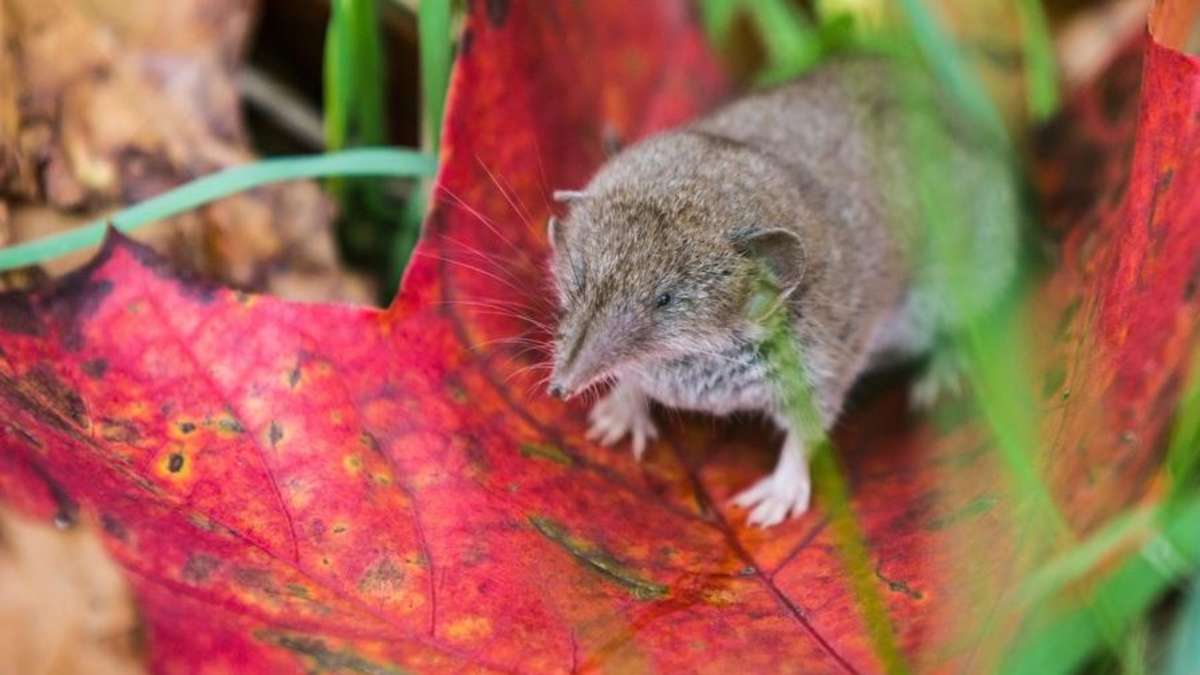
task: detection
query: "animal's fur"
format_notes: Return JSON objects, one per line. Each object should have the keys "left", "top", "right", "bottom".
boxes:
{"left": 547, "top": 58, "right": 1017, "bottom": 526}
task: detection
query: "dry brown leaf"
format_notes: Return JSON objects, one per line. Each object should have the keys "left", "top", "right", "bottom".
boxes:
{"left": 0, "top": 509, "right": 143, "bottom": 675}
{"left": 0, "top": 0, "right": 372, "bottom": 303}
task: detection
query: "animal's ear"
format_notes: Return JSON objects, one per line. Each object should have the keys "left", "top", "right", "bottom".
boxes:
{"left": 547, "top": 216, "right": 567, "bottom": 251}
{"left": 731, "top": 228, "right": 807, "bottom": 297}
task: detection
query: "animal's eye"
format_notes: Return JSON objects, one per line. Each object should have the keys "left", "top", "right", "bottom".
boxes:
{"left": 655, "top": 292, "right": 673, "bottom": 308}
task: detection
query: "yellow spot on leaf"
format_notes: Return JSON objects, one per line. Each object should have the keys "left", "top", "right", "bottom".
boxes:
{"left": 446, "top": 616, "right": 492, "bottom": 642}
{"left": 343, "top": 454, "right": 363, "bottom": 474}
{"left": 702, "top": 587, "right": 736, "bottom": 606}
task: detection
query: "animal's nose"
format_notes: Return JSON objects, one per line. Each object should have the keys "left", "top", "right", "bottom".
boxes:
{"left": 548, "top": 383, "right": 566, "bottom": 399}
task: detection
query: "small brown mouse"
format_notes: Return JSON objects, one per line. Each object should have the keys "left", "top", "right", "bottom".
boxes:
{"left": 546, "top": 58, "right": 1017, "bottom": 527}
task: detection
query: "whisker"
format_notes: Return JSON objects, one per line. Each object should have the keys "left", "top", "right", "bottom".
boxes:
{"left": 412, "top": 251, "right": 533, "bottom": 297}
{"left": 437, "top": 184, "right": 520, "bottom": 251}
{"left": 434, "top": 232, "right": 542, "bottom": 287}
{"left": 476, "top": 156, "right": 537, "bottom": 237}
{"left": 530, "top": 135, "right": 555, "bottom": 216}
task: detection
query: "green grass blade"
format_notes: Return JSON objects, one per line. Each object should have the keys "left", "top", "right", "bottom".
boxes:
{"left": 1015, "top": 0, "right": 1060, "bottom": 121}
{"left": 1015, "top": 505, "right": 1156, "bottom": 609}
{"left": 419, "top": 0, "right": 453, "bottom": 153}
{"left": 748, "top": 0, "right": 824, "bottom": 82}
{"left": 324, "top": 0, "right": 353, "bottom": 151}
{"left": 390, "top": 0, "right": 455, "bottom": 288}
{"left": 814, "top": 0, "right": 888, "bottom": 36}
{"left": 1168, "top": 345, "right": 1200, "bottom": 496}
{"left": 895, "top": 0, "right": 1008, "bottom": 144}
{"left": 326, "top": 0, "right": 386, "bottom": 149}
{"left": 1001, "top": 496, "right": 1200, "bottom": 675}
{"left": 351, "top": 0, "right": 387, "bottom": 146}
{"left": 1164, "top": 576, "right": 1200, "bottom": 675}
{"left": 0, "top": 148, "right": 436, "bottom": 272}
{"left": 697, "top": 0, "right": 740, "bottom": 46}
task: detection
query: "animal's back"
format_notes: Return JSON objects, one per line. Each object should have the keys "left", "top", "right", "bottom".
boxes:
{"left": 696, "top": 57, "right": 1018, "bottom": 367}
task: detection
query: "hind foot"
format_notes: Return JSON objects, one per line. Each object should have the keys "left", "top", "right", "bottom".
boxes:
{"left": 911, "top": 347, "right": 965, "bottom": 411}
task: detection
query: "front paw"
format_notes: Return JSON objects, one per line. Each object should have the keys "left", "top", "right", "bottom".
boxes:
{"left": 586, "top": 388, "right": 659, "bottom": 460}
{"left": 731, "top": 471, "right": 811, "bottom": 527}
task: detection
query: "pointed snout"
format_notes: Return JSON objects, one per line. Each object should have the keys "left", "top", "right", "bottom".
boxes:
{"left": 546, "top": 336, "right": 614, "bottom": 401}
{"left": 546, "top": 368, "right": 589, "bottom": 400}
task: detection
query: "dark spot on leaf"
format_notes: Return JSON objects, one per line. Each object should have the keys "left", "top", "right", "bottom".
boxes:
{"left": 485, "top": 0, "right": 509, "bottom": 27}
{"left": 168, "top": 453, "right": 185, "bottom": 473}
{"left": 100, "top": 418, "right": 141, "bottom": 443}
{"left": 288, "top": 365, "right": 302, "bottom": 388}
{"left": 7, "top": 424, "right": 41, "bottom": 449}
{"left": 101, "top": 514, "right": 127, "bottom": 540}
{"left": 1042, "top": 365, "right": 1067, "bottom": 400}
{"left": 519, "top": 442, "right": 574, "bottom": 466}
{"left": 925, "top": 495, "right": 998, "bottom": 531}
{"left": 1055, "top": 297, "right": 1081, "bottom": 340}
{"left": 269, "top": 421, "right": 284, "bottom": 447}
{"left": 1185, "top": 254, "right": 1200, "bottom": 300}
{"left": 45, "top": 277, "right": 113, "bottom": 351}
{"left": 182, "top": 554, "right": 220, "bottom": 583}
{"left": 82, "top": 358, "right": 108, "bottom": 379}
{"left": 359, "top": 431, "right": 382, "bottom": 455}
{"left": 233, "top": 567, "right": 277, "bottom": 594}
{"left": 218, "top": 417, "right": 245, "bottom": 434}
{"left": 0, "top": 293, "right": 42, "bottom": 336}
{"left": 309, "top": 519, "right": 326, "bottom": 537}
{"left": 179, "top": 421, "right": 196, "bottom": 434}
{"left": 530, "top": 515, "right": 668, "bottom": 601}
{"left": 358, "top": 557, "right": 407, "bottom": 595}
{"left": 5, "top": 366, "right": 90, "bottom": 433}
{"left": 875, "top": 565, "right": 924, "bottom": 600}
{"left": 258, "top": 632, "right": 409, "bottom": 675}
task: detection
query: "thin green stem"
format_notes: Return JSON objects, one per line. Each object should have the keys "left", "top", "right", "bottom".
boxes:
{"left": 757, "top": 282, "right": 909, "bottom": 675}
{"left": 1016, "top": 0, "right": 1060, "bottom": 121}
{"left": 0, "top": 149, "right": 436, "bottom": 272}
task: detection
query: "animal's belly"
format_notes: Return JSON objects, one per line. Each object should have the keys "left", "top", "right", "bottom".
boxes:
{"left": 631, "top": 344, "right": 776, "bottom": 416}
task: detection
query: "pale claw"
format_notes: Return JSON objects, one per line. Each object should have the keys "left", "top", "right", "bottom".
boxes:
{"left": 732, "top": 474, "right": 811, "bottom": 527}
{"left": 587, "top": 384, "right": 659, "bottom": 461}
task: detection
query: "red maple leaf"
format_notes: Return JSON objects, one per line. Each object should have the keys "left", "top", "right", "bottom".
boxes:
{"left": 2, "top": 2, "right": 1199, "bottom": 673}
